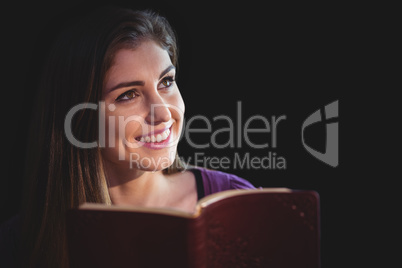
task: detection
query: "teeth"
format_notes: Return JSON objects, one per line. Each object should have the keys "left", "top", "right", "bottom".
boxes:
{"left": 137, "top": 128, "right": 170, "bottom": 143}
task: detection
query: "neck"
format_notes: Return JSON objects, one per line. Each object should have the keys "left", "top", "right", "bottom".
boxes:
{"left": 106, "top": 164, "right": 172, "bottom": 208}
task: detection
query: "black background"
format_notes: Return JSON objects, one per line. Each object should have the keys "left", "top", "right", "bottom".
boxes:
{"left": 0, "top": 0, "right": 380, "bottom": 267}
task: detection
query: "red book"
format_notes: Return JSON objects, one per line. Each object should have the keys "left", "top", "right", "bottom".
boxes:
{"left": 66, "top": 188, "right": 320, "bottom": 267}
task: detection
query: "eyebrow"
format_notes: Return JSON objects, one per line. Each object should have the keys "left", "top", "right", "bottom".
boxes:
{"left": 107, "top": 65, "right": 176, "bottom": 93}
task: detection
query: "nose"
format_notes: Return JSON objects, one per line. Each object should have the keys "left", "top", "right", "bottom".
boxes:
{"left": 145, "top": 95, "right": 172, "bottom": 125}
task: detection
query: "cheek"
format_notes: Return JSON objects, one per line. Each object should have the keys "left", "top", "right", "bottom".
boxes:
{"left": 103, "top": 109, "right": 144, "bottom": 146}
{"left": 168, "top": 89, "right": 185, "bottom": 121}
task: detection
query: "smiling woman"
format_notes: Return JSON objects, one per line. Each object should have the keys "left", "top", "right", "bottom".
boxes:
{"left": 0, "top": 6, "right": 255, "bottom": 267}
{"left": 101, "top": 43, "right": 184, "bottom": 167}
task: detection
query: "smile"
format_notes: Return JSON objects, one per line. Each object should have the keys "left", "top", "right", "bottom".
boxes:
{"left": 135, "top": 128, "right": 171, "bottom": 143}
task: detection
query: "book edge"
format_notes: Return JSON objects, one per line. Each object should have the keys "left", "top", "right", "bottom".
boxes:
{"left": 79, "top": 203, "right": 198, "bottom": 219}
{"left": 77, "top": 188, "right": 292, "bottom": 219}
{"left": 196, "top": 188, "right": 292, "bottom": 210}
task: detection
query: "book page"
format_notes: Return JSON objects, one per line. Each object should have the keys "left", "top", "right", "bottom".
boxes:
{"left": 79, "top": 202, "right": 197, "bottom": 218}
{"left": 196, "top": 188, "right": 291, "bottom": 210}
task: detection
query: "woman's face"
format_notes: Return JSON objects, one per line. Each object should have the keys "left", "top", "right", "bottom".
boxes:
{"left": 101, "top": 40, "right": 185, "bottom": 172}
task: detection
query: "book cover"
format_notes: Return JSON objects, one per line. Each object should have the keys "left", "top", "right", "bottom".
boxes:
{"left": 66, "top": 188, "right": 320, "bottom": 267}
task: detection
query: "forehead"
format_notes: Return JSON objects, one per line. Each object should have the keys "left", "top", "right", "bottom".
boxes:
{"left": 104, "top": 40, "right": 173, "bottom": 88}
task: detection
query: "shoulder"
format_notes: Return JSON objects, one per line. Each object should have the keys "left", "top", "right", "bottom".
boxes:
{"left": 194, "top": 167, "right": 255, "bottom": 196}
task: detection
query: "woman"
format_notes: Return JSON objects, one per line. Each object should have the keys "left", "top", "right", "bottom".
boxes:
{"left": 0, "top": 6, "right": 255, "bottom": 267}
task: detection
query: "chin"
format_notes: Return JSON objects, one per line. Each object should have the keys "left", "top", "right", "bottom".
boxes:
{"left": 127, "top": 150, "right": 176, "bottom": 172}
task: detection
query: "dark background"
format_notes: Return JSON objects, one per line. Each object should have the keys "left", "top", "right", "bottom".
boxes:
{"left": 0, "top": 0, "right": 379, "bottom": 267}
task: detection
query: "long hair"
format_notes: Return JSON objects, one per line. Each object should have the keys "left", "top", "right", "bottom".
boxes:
{"left": 20, "top": 6, "right": 184, "bottom": 267}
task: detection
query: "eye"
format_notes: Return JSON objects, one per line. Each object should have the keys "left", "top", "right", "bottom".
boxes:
{"left": 159, "top": 76, "right": 175, "bottom": 89}
{"left": 116, "top": 90, "right": 136, "bottom": 101}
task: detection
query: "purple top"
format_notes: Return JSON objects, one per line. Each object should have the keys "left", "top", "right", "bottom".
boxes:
{"left": 190, "top": 167, "right": 255, "bottom": 199}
